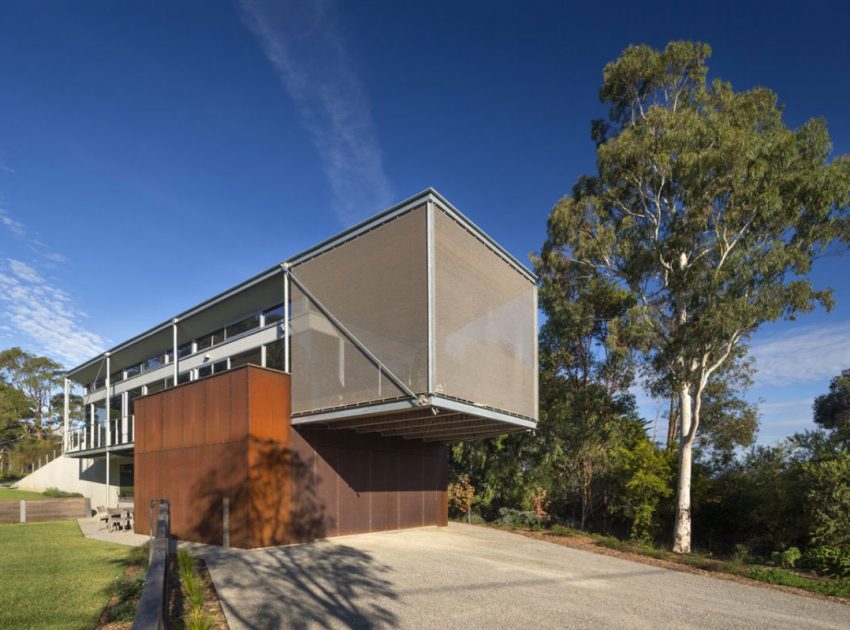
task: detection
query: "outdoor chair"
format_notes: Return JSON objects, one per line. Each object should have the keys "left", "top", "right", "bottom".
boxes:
{"left": 95, "top": 506, "right": 110, "bottom": 530}
{"left": 109, "top": 511, "right": 123, "bottom": 532}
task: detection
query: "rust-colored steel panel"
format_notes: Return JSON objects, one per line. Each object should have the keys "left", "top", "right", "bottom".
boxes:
{"left": 249, "top": 368, "right": 290, "bottom": 443}
{"left": 229, "top": 368, "right": 249, "bottom": 440}
{"left": 182, "top": 384, "right": 206, "bottom": 446}
{"left": 369, "top": 449, "right": 398, "bottom": 532}
{"left": 204, "top": 377, "right": 231, "bottom": 444}
{"left": 135, "top": 366, "right": 446, "bottom": 547}
{"left": 337, "top": 447, "right": 370, "bottom": 536}
{"left": 315, "top": 445, "right": 339, "bottom": 538}
{"left": 161, "top": 389, "right": 183, "bottom": 450}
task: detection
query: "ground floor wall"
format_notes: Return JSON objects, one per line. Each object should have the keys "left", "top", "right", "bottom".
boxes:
{"left": 133, "top": 365, "right": 448, "bottom": 548}
{"left": 15, "top": 453, "right": 131, "bottom": 509}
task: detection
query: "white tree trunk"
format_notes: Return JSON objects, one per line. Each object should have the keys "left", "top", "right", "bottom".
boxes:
{"left": 673, "top": 383, "right": 693, "bottom": 554}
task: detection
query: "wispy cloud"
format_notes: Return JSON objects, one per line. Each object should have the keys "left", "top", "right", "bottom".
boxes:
{"left": 0, "top": 258, "right": 105, "bottom": 365}
{"left": 0, "top": 207, "right": 105, "bottom": 365}
{"left": 238, "top": 0, "right": 394, "bottom": 225}
{"left": 0, "top": 207, "right": 25, "bottom": 238}
{"left": 750, "top": 321, "right": 850, "bottom": 386}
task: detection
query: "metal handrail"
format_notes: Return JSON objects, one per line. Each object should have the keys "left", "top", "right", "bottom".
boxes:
{"left": 133, "top": 498, "right": 172, "bottom": 630}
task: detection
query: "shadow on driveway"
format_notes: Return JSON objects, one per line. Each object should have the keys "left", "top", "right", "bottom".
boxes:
{"left": 198, "top": 540, "right": 397, "bottom": 629}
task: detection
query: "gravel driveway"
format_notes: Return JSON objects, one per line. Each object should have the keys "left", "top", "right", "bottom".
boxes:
{"left": 196, "top": 523, "right": 850, "bottom": 629}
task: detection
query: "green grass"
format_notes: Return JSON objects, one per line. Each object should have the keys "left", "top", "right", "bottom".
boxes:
{"left": 749, "top": 568, "right": 850, "bottom": 599}
{"left": 0, "top": 488, "right": 47, "bottom": 501}
{"left": 0, "top": 520, "right": 137, "bottom": 629}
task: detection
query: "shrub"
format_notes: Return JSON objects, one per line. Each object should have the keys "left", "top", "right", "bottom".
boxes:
{"left": 771, "top": 547, "right": 801, "bottom": 569}
{"left": 467, "top": 514, "right": 485, "bottom": 525}
{"left": 749, "top": 567, "right": 850, "bottom": 598}
{"left": 42, "top": 487, "right": 83, "bottom": 498}
{"left": 550, "top": 524, "right": 576, "bottom": 537}
{"left": 731, "top": 544, "right": 752, "bottom": 565}
{"left": 448, "top": 474, "right": 475, "bottom": 521}
{"left": 801, "top": 546, "right": 850, "bottom": 579}
{"left": 494, "top": 507, "right": 543, "bottom": 529}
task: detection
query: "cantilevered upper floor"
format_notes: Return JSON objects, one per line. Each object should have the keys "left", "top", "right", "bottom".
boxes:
{"left": 63, "top": 189, "right": 538, "bottom": 455}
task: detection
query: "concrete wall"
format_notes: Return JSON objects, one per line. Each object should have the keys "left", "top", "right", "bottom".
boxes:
{"left": 15, "top": 453, "right": 130, "bottom": 508}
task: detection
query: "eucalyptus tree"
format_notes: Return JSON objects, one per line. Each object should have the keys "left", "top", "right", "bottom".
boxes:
{"left": 539, "top": 41, "right": 850, "bottom": 552}
{"left": 0, "top": 348, "right": 64, "bottom": 440}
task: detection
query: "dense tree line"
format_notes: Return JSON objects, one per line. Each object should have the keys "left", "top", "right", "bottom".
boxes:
{"left": 0, "top": 347, "right": 70, "bottom": 477}
{"left": 451, "top": 41, "right": 850, "bottom": 561}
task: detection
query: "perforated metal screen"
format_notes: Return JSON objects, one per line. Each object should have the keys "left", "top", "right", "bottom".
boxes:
{"left": 291, "top": 205, "right": 428, "bottom": 412}
{"left": 289, "top": 284, "right": 407, "bottom": 414}
{"left": 433, "top": 208, "right": 537, "bottom": 420}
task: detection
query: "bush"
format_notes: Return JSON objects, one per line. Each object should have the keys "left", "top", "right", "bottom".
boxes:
{"left": 494, "top": 508, "right": 544, "bottom": 529}
{"left": 42, "top": 487, "right": 83, "bottom": 498}
{"left": 550, "top": 524, "right": 577, "bottom": 537}
{"left": 770, "top": 547, "right": 801, "bottom": 569}
{"left": 749, "top": 567, "right": 850, "bottom": 598}
{"left": 731, "top": 544, "right": 752, "bottom": 565}
{"left": 801, "top": 546, "right": 850, "bottom": 579}
{"left": 466, "top": 514, "right": 485, "bottom": 525}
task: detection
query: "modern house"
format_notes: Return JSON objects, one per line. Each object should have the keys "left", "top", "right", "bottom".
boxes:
{"left": 62, "top": 189, "right": 538, "bottom": 547}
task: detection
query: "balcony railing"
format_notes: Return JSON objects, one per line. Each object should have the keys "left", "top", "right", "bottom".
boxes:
{"left": 66, "top": 415, "right": 135, "bottom": 453}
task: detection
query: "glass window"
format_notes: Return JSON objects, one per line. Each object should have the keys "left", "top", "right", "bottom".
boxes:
{"left": 265, "top": 340, "right": 287, "bottom": 371}
{"left": 144, "top": 353, "right": 168, "bottom": 371}
{"left": 230, "top": 348, "right": 262, "bottom": 369}
{"left": 177, "top": 342, "right": 193, "bottom": 358}
{"left": 177, "top": 371, "right": 191, "bottom": 385}
{"left": 127, "top": 387, "right": 144, "bottom": 415}
{"left": 109, "top": 395, "right": 123, "bottom": 418}
{"left": 93, "top": 377, "right": 106, "bottom": 391}
{"left": 93, "top": 401, "right": 107, "bottom": 426}
{"left": 110, "top": 371, "right": 123, "bottom": 384}
{"left": 196, "top": 329, "right": 224, "bottom": 351}
{"left": 226, "top": 314, "right": 260, "bottom": 339}
{"left": 198, "top": 365, "right": 212, "bottom": 378}
{"left": 213, "top": 360, "right": 228, "bottom": 374}
{"left": 146, "top": 380, "right": 166, "bottom": 394}
{"left": 125, "top": 364, "right": 141, "bottom": 378}
{"left": 263, "top": 304, "right": 285, "bottom": 326}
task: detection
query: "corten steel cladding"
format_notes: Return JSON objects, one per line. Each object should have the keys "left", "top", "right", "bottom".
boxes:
{"left": 290, "top": 205, "right": 428, "bottom": 414}
{"left": 135, "top": 365, "right": 448, "bottom": 548}
{"left": 433, "top": 208, "right": 537, "bottom": 420}
{"left": 134, "top": 366, "right": 290, "bottom": 548}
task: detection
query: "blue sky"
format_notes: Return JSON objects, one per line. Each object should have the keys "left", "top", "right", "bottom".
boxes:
{"left": 0, "top": 1, "right": 848, "bottom": 444}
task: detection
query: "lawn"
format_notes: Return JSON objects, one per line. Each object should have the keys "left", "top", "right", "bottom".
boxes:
{"left": 0, "top": 520, "right": 136, "bottom": 629}
{"left": 0, "top": 488, "right": 47, "bottom": 501}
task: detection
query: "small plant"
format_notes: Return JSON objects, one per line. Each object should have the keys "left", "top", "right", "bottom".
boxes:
{"left": 448, "top": 474, "right": 476, "bottom": 523}
{"left": 467, "top": 514, "right": 485, "bottom": 525}
{"left": 801, "top": 545, "right": 850, "bottom": 579}
{"left": 731, "top": 544, "right": 752, "bottom": 565}
{"left": 176, "top": 549, "right": 216, "bottom": 629}
{"left": 771, "top": 546, "right": 801, "bottom": 569}
{"left": 550, "top": 524, "right": 577, "bottom": 537}
{"left": 494, "top": 507, "right": 543, "bottom": 529}
{"left": 42, "top": 487, "right": 83, "bottom": 498}
{"left": 749, "top": 567, "right": 850, "bottom": 598}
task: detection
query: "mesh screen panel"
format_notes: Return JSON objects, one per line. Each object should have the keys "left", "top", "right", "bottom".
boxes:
{"left": 292, "top": 205, "right": 428, "bottom": 394}
{"left": 289, "top": 284, "right": 406, "bottom": 414}
{"left": 434, "top": 208, "right": 537, "bottom": 420}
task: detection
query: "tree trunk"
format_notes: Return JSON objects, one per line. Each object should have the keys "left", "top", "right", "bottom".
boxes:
{"left": 666, "top": 392, "right": 678, "bottom": 449}
{"left": 673, "top": 384, "right": 693, "bottom": 554}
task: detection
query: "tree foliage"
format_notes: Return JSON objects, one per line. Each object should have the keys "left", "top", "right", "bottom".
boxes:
{"left": 813, "top": 369, "right": 850, "bottom": 446}
{"left": 0, "top": 347, "right": 64, "bottom": 440}
{"left": 539, "top": 40, "right": 850, "bottom": 552}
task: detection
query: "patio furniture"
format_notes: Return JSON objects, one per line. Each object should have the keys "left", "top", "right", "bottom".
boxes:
{"left": 109, "top": 511, "right": 123, "bottom": 532}
{"left": 95, "top": 505, "right": 110, "bottom": 530}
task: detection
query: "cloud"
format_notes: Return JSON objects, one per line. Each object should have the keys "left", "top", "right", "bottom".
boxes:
{"left": 0, "top": 210, "right": 105, "bottom": 365}
{"left": 0, "top": 207, "right": 25, "bottom": 238}
{"left": 0, "top": 258, "right": 106, "bottom": 366}
{"left": 750, "top": 321, "right": 850, "bottom": 386}
{"left": 8, "top": 259, "right": 42, "bottom": 284}
{"left": 239, "top": 0, "right": 394, "bottom": 225}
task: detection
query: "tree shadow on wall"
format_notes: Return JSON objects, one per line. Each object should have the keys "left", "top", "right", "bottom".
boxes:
{"left": 187, "top": 437, "right": 398, "bottom": 627}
